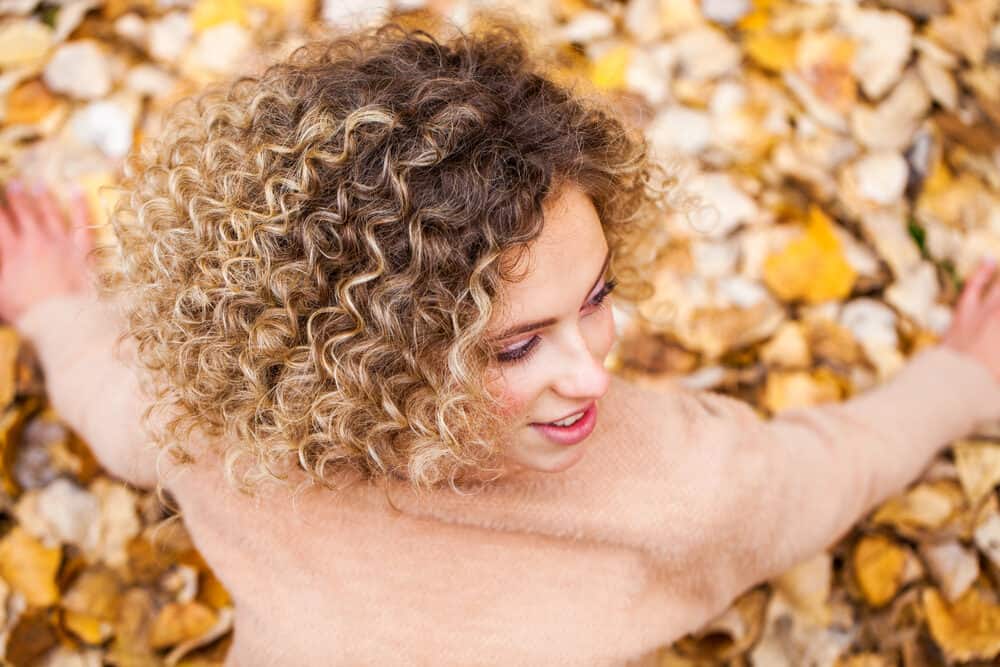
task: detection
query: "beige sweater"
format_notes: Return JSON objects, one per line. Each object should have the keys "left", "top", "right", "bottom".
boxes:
{"left": 15, "top": 295, "right": 1000, "bottom": 666}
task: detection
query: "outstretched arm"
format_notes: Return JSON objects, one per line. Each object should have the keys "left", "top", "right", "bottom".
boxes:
{"left": 1, "top": 178, "right": 157, "bottom": 490}
{"left": 659, "top": 258, "right": 1000, "bottom": 616}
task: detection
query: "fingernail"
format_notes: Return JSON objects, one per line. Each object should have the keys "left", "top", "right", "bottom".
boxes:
{"left": 985, "top": 255, "right": 997, "bottom": 269}
{"left": 7, "top": 179, "right": 21, "bottom": 192}
{"left": 31, "top": 180, "right": 46, "bottom": 195}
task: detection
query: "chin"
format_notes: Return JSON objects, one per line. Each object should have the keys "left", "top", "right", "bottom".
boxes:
{"left": 526, "top": 442, "right": 590, "bottom": 474}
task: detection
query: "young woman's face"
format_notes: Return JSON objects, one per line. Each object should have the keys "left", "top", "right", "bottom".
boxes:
{"left": 485, "top": 182, "right": 617, "bottom": 475}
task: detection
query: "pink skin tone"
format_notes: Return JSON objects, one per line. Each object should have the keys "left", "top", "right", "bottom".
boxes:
{"left": 484, "top": 183, "right": 616, "bottom": 476}
{"left": 0, "top": 177, "right": 96, "bottom": 322}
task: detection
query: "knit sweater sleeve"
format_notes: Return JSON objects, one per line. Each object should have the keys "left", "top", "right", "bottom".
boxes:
{"left": 671, "top": 344, "right": 1000, "bottom": 607}
{"left": 383, "top": 343, "right": 1000, "bottom": 621}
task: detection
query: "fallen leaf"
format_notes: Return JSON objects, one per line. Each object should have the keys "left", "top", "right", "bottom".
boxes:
{"left": 952, "top": 439, "right": 1000, "bottom": 507}
{"left": 853, "top": 533, "right": 909, "bottom": 607}
{"left": 0, "top": 525, "right": 61, "bottom": 606}
{"left": 149, "top": 601, "right": 218, "bottom": 650}
{"left": 589, "top": 43, "right": 631, "bottom": 91}
{"left": 763, "top": 207, "right": 858, "bottom": 303}
{"left": 923, "top": 585, "right": 1000, "bottom": 661}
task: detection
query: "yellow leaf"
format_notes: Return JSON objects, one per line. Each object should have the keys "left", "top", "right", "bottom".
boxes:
{"left": 764, "top": 367, "right": 845, "bottom": 413}
{"left": 62, "top": 567, "right": 122, "bottom": 621}
{"left": 923, "top": 586, "right": 1000, "bottom": 661}
{"left": 4, "top": 79, "right": 64, "bottom": 126}
{"left": 853, "top": 534, "right": 907, "bottom": 607}
{"left": 836, "top": 654, "right": 892, "bottom": 667}
{"left": 62, "top": 609, "right": 113, "bottom": 645}
{"left": 150, "top": 601, "right": 218, "bottom": 650}
{"left": 872, "top": 480, "right": 964, "bottom": 532}
{"left": 190, "top": 0, "right": 248, "bottom": 31}
{"left": 795, "top": 31, "right": 857, "bottom": 112}
{"left": 0, "top": 327, "right": 19, "bottom": 409}
{"left": 0, "top": 400, "right": 39, "bottom": 499}
{"left": 589, "top": 44, "right": 631, "bottom": 91}
{"left": 197, "top": 568, "right": 233, "bottom": 610}
{"left": 762, "top": 206, "right": 857, "bottom": 303}
{"left": 773, "top": 552, "right": 832, "bottom": 625}
{"left": 660, "top": 0, "right": 703, "bottom": 34}
{"left": 0, "top": 526, "right": 61, "bottom": 607}
{"left": 953, "top": 439, "right": 1000, "bottom": 507}
{"left": 745, "top": 31, "right": 799, "bottom": 72}
{"left": 0, "top": 20, "right": 54, "bottom": 69}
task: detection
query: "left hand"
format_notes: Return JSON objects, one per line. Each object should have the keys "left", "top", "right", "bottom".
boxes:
{"left": 0, "top": 177, "right": 97, "bottom": 323}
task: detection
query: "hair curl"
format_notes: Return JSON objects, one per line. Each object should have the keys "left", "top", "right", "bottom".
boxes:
{"left": 100, "top": 15, "right": 691, "bottom": 501}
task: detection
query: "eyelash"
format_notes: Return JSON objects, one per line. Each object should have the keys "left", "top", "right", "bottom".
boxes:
{"left": 496, "top": 278, "right": 618, "bottom": 365}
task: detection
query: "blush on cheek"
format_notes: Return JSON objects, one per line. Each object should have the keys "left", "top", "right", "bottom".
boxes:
{"left": 498, "top": 394, "right": 529, "bottom": 419}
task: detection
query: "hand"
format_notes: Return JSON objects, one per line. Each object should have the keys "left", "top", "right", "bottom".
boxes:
{"left": 941, "top": 257, "right": 1000, "bottom": 383}
{"left": 0, "top": 177, "right": 97, "bottom": 323}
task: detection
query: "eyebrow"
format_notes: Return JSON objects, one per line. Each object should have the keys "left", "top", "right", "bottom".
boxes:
{"left": 493, "top": 248, "right": 612, "bottom": 342}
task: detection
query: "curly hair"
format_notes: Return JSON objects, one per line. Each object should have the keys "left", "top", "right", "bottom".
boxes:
{"left": 99, "top": 15, "right": 691, "bottom": 501}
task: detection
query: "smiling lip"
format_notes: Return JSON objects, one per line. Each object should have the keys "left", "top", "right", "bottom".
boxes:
{"left": 533, "top": 404, "right": 593, "bottom": 425}
{"left": 530, "top": 401, "right": 597, "bottom": 446}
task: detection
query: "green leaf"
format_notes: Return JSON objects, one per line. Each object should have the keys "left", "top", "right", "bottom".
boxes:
{"left": 907, "top": 218, "right": 928, "bottom": 258}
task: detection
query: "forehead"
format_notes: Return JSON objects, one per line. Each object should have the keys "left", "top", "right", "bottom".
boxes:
{"left": 497, "top": 183, "right": 608, "bottom": 305}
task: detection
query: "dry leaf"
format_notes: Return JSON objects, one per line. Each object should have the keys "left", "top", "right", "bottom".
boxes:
{"left": 872, "top": 479, "right": 964, "bottom": 535}
{"left": 923, "top": 586, "right": 1000, "bottom": 661}
{"left": 149, "top": 601, "right": 218, "bottom": 650}
{"left": 0, "top": 525, "right": 61, "bottom": 606}
{"left": 919, "top": 539, "right": 979, "bottom": 603}
{"left": 853, "top": 533, "right": 909, "bottom": 608}
{"left": 4, "top": 78, "right": 65, "bottom": 127}
{"left": 952, "top": 440, "right": 1000, "bottom": 507}
{"left": 0, "top": 19, "right": 54, "bottom": 69}
{"left": 773, "top": 552, "right": 832, "bottom": 626}
{"left": 763, "top": 206, "right": 857, "bottom": 303}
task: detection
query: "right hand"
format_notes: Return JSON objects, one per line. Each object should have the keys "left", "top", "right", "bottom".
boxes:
{"left": 941, "top": 257, "right": 1000, "bottom": 383}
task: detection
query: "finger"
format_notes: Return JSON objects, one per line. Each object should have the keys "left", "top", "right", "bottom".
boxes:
{"left": 984, "top": 263, "right": 1000, "bottom": 311}
{"left": 66, "top": 183, "right": 91, "bottom": 227}
{"left": 3, "top": 179, "right": 41, "bottom": 236}
{"left": 957, "top": 258, "right": 996, "bottom": 318}
{"left": 67, "top": 186, "right": 97, "bottom": 257}
{"left": 0, "top": 197, "right": 13, "bottom": 249}
{"left": 31, "top": 180, "right": 67, "bottom": 237}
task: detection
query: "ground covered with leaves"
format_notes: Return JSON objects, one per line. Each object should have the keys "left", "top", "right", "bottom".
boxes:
{"left": 2, "top": 0, "right": 1000, "bottom": 665}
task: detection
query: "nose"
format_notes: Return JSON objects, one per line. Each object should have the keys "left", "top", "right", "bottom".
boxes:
{"left": 552, "top": 328, "right": 611, "bottom": 399}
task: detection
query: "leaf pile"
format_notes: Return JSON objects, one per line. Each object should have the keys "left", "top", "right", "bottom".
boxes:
{"left": 2, "top": 0, "right": 1000, "bottom": 665}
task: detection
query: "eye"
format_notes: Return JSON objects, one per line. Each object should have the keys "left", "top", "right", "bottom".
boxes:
{"left": 588, "top": 278, "right": 617, "bottom": 308}
{"left": 496, "top": 335, "right": 541, "bottom": 365}
{"left": 495, "top": 278, "right": 617, "bottom": 366}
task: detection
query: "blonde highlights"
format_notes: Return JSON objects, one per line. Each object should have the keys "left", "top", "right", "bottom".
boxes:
{"left": 100, "top": 17, "right": 678, "bottom": 499}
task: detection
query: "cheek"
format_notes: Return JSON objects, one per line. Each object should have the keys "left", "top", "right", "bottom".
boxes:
{"left": 496, "top": 383, "right": 533, "bottom": 419}
{"left": 592, "top": 305, "right": 618, "bottom": 356}
{"left": 485, "top": 367, "right": 537, "bottom": 420}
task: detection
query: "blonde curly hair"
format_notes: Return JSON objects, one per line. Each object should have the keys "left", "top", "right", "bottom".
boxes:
{"left": 100, "top": 16, "right": 690, "bottom": 501}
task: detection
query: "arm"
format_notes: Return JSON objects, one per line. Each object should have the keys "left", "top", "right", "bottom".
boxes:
{"left": 1, "top": 178, "right": 157, "bottom": 490}
{"left": 658, "top": 259, "right": 1000, "bottom": 617}
{"left": 678, "top": 342, "right": 1000, "bottom": 606}
{"left": 13, "top": 293, "right": 158, "bottom": 490}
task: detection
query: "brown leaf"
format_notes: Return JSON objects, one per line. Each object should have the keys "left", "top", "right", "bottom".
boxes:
{"left": 6, "top": 607, "right": 58, "bottom": 666}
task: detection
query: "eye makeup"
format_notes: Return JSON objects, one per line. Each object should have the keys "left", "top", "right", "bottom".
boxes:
{"left": 495, "top": 277, "right": 617, "bottom": 365}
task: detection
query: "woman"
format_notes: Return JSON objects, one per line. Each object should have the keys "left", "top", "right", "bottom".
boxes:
{"left": 4, "top": 19, "right": 1000, "bottom": 666}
